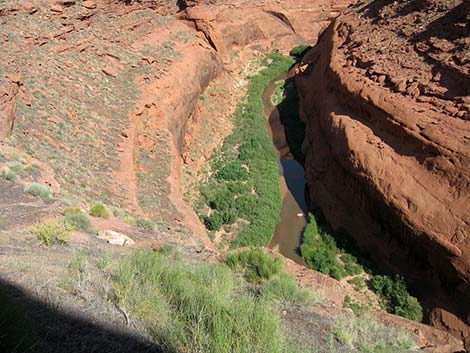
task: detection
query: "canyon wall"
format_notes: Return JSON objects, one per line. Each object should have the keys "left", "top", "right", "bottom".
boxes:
{"left": 296, "top": 4, "right": 470, "bottom": 343}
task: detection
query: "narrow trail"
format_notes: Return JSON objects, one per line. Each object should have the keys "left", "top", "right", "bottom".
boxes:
{"left": 263, "top": 76, "right": 307, "bottom": 266}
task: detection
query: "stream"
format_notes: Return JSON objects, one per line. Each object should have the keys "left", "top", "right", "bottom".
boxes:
{"left": 263, "top": 76, "right": 308, "bottom": 265}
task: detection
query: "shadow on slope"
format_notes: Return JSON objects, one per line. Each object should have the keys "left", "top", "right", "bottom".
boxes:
{"left": 0, "top": 277, "right": 165, "bottom": 353}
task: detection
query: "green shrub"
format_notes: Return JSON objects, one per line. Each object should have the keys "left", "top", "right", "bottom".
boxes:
{"left": 373, "top": 275, "right": 423, "bottom": 322}
{"left": 24, "top": 182, "right": 52, "bottom": 202}
{"left": 234, "top": 194, "right": 258, "bottom": 219}
{"left": 216, "top": 162, "right": 249, "bottom": 181}
{"left": 225, "top": 249, "right": 282, "bottom": 282}
{"left": 8, "top": 161, "right": 24, "bottom": 175}
{"left": 333, "top": 314, "right": 416, "bottom": 352}
{"left": 261, "top": 274, "right": 322, "bottom": 306}
{"left": 342, "top": 253, "right": 363, "bottom": 276}
{"left": 300, "top": 213, "right": 346, "bottom": 280}
{"left": 210, "top": 188, "right": 236, "bottom": 211}
{"left": 204, "top": 212, "right": 224, "bottom": 231}
{"left": 89, "top": 203, "right": 110, "bottom": 218}
{"left": 289, "top": 45, "right": 311, "bottom": 59}
{"left": 64, "top": 212, "right": 95, "bottom": 234}
{"left": 30, "top": 219, "right": 73, "bottom": 246}
{"left": 114, "top": 250, "right": 282, "bottom": 353}
{"left": 136, "top": 217, "right": 155, "bottom": 231}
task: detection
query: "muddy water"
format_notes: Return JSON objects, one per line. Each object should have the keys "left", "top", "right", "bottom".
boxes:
{"left": 263, "top": 77, "right": 307, "bottom": 265}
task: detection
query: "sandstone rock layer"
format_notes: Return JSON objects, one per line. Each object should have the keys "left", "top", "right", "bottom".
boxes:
{"left": 296, "top": 1, "right": 470, "bottom": 342}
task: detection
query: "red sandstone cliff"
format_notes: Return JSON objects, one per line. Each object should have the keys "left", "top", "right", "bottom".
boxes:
{"left": 296, "top": 0, "right": 470, "bottom": 345}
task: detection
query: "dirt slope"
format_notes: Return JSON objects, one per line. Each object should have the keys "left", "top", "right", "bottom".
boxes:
{"left": 295, "top": 0, "right": 470, "bottom": 345}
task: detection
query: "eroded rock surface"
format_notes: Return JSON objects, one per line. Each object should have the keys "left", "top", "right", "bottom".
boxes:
{"left": 296, "top": 0, "right": 470, "bottom": 342}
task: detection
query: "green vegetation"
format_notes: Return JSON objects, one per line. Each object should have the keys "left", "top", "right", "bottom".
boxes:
{"left": 333, "top": 314, "right": 416, "bottom": 353}
{"left": 301, "top": 211, "right": 423, "bottom": 321}
{"left": 260, "top": 274, "right": 322, "bottom": 306}
{"left": 24, "top": 182, "right": 52, "bottom": 202}
{"left": 198, "top": 51, "right": 296, "bottom": 247}
{"left": 135, "top": 217, "right": 155, "bottom": 231}
{"left": 300, "top": 213, "right": 347, "bottom": 280}
{"left": 347, "top": 276, "right": 366, "bottom": 291}
{"left": 343, "top": 295, "right": 369, "bottom": 316}
{"left": 30, "top": 219, "right": 73, "bottom": 246}
{"left": 114, "top": 250, "right": 282, "bottom": 353}
{"left": 64, "top": 212, "right": 95, "bottom": 234}
{"left": 0, "top": 166, "right": 16, "bottom": 181}
{"left": 373, "top": 275, "right": 423, "bottom": 322}
{"left": 89, "top": 203, "right": 111, "bottom": 218}
{"left": 289, "top": 45, "right": 312, "bottom": 61}
{"left": 0, "top": 161, "right": 24, "bottom": 181}
{"left": 225, "top": 248, "right": 283, "bottom": 282}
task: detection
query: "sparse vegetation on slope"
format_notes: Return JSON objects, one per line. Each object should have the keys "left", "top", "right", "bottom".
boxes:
{"left": 198, "top": 51, "right": 296, "bottom": 247}
{"left": 333, "top": 314, "right": 416, "bottom": 353}
{"left": 114, "top": 249, "right": 283, "bottom": 353}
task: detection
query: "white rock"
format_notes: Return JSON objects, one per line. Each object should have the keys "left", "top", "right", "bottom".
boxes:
{"left": 98, "top": 230, "right": 135, "bottom": 246}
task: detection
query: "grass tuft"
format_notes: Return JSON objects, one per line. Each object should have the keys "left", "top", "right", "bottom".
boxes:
{"left": 260, "top": 274, "right": 323, "bottom": 306}
{"left": 333, "top": 314, "right": 416, "bottom": 352}
{"left": 225, "top": 249, "right": 282, "bottom": 282}
{"left": 114, "top": 250, "right": 282, "bottom": 353}
{"left": 135, "top": 217, "right": 155, "bottom": 231}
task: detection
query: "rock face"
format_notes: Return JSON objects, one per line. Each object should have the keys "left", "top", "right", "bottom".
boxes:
{"left": 296, "top": 0, "right": 470, "bottom": 342}
{"left": 0, "top": 80, "right": 19, "bottom": 139}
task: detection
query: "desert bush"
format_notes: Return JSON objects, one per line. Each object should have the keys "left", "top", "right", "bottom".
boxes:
{"left": 260, "top": 273, "right": 322, "bottom": 306}
{"left": 89, "top": 203, "right": 110, "bottom": 218}
{"left": 24, "top": 182, "right": 52, "bottom": 202}
{"left": 136, "top": 217, "right": 155, "bottom": 231}
{"left": 373, "top": 275, "right": 423, "bottom": 322}
{"left": 30, "top": 219, "right": 73, "bottom": 246}
{"left": 1, "top": 166, "right": 16, "bottom": 181}
{"left": 64, "top": 211, "right": 95, "bottom": 234}
{"left": 225, "top": 249, "right": 282, "bottom": 282}
{"left": 114, "top": 250, "right": 282, "bottom": 353}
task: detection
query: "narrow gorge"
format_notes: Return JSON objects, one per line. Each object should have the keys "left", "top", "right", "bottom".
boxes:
{"left": 0, "top": 0, "right": 468, "bottom": 352}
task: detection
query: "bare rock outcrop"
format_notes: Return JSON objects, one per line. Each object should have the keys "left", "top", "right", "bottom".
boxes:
{"left": 0, "top": 77, "right": 20, "bottom": 140}
{"left": 296, "top": 0, "right": 470, "bottom": 342}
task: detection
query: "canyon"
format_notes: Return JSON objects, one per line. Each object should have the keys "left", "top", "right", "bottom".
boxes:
{"left": 0, "top": 0, "right": 468, "bottom": 351}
